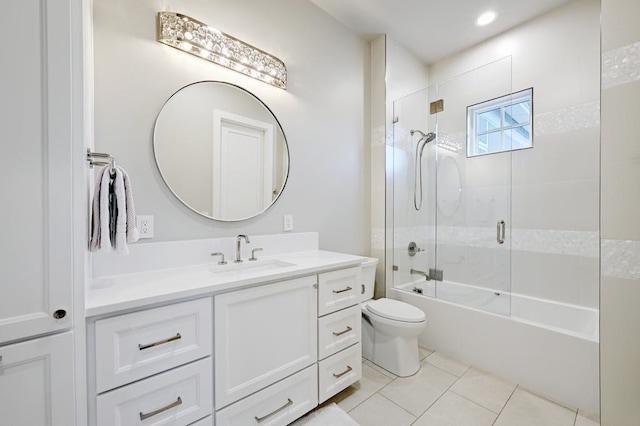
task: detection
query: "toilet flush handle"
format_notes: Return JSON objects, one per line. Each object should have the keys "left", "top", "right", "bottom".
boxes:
{"left": 361, "top": 284, "right": 365, "bottom": 294}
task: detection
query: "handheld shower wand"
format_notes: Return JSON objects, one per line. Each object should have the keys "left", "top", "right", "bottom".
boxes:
{"left": 411, "top": 130, "right": 436, "bottom": 211}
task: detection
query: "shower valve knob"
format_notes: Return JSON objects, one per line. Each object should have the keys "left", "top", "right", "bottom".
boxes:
{"left": 408, "top": 241, "right": 423, "bottom": 256}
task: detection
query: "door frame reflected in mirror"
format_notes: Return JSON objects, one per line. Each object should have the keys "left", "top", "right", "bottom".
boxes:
{"left": 153, "top": 81, "right": 290, "bottom": 222}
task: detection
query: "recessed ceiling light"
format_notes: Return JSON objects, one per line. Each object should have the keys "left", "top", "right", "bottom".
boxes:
{"left": 476, "top": 11, "right": 497, "bottom": 26}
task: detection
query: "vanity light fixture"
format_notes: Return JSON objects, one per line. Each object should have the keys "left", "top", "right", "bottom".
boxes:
{"left": 157, "top": 12, "right": 287, "bottom": 89}
{"left": 475, "top": 11, "right": 497, "bottom": 26}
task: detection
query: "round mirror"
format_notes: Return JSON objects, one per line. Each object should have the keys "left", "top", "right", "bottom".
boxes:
{"left": 153, "top": 81, "right": 289, "bottom": 221}
{"left": 437, "top": 156, "right": 462, "bottom": 217}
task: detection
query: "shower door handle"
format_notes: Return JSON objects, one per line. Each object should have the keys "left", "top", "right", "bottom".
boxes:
{"left": 497, "top": 221, "right": 505, "bottom": 244}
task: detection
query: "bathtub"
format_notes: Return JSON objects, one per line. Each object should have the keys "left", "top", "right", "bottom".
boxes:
{"left": 400, "top": 280, "right": 599, "bottom": 341}
{"left": 391, "top": 280, "right": 600, "bottom": 414}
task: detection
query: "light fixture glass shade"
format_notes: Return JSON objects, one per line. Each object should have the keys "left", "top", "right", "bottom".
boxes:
{"left": 157, "top": 12, "right": 287, "bottom": 89}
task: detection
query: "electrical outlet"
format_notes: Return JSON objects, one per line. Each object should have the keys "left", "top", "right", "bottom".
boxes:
{"left": 136, "top": 215, "right": 154, "bottom": 239}
{"left": 283, "top": 214, "right": 294, "bottom": 232}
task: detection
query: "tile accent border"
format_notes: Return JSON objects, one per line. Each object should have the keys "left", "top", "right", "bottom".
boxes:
{"left": 534, "top": 101, "right": 600, "bottom": 136}
{"left": 512, "top": 229, "right": 599, "bottom": 258}
{"left": 601, "top": 239, "right": 640, "bottom": 280}
{"left": 602, "top": 41, "right": 640, "bottom": 89}
{"left": 391, "top": 226, "right": 599, "bottom": 258}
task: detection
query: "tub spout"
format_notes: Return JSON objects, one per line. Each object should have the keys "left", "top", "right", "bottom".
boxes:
{"left": 410, "top": 268, "right": 431, "bottom": 281}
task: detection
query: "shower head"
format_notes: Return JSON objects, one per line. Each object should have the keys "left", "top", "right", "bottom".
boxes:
{"left": 411, "top": 130, "right": 437, "bottom": 211}
{"left": 422, "top": 132, "right": 436, "bottom": 144}
{"left": 410, "top": 129, "right": 436, "bottom": 144}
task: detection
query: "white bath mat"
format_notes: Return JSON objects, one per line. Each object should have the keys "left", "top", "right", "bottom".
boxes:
{"left": 291, "top": 403, "right": 359, "bottom": 426}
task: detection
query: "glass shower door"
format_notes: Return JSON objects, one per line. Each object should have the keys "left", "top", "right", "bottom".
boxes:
{"left": 391, "top": 89, "right": 437, "bottom": 298}
{"left": 432, "top": 57, "right": 513, "bottom": 316}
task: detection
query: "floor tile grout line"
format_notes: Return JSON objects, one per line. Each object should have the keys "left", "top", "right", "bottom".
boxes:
{"left": 376, "top": 391, "right": 419, "bottom": 422}
{"left": 423, "top": 360, "right": 470, "bottom": 379}
{"left": 343, "top": 371, "right": 397, "bottom": 415}
{"left": 491, "top": 383, "right": 519, "bottom": 425}
{"left": 448, "top": 388, "right": 504, "bottom": 418}
{"left": 407, "top": 360, "right": 469, "bottom": 424}
{"left": 517, "top": 383, "right": 579, "bottom": 414}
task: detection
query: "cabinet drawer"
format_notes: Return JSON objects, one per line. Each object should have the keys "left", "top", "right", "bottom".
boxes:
{"left": 318, "top": 267, "right": 362, "bottom": 316}
{"left": 96, "top": 358, "right": 213, "bottom": 426}
{"left": 318, "top": 343, "right": 361, "bottom": 403}
{"left": 318, "top": 304, "right": 361, "bottom": 360}
{"left": 95, "top": 298, "right": 212, "bottom": 393}
{"left": 216, "top": 364, "right": 318, "bottom": 426}
{"left": 215, "top": 276, "right": 317, "bottom": 408}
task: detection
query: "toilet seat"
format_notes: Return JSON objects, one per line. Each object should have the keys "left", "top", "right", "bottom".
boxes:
{"left": 366, "top": 298, "right": 425, "bottom": 323}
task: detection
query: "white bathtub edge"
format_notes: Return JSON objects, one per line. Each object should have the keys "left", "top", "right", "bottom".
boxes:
{"left": 390, "top": 288, "right": 600, "bottom": 415}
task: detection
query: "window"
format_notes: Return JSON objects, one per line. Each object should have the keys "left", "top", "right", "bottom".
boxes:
{"left": 467, "top": 88, "right": 533, "bottom": 157}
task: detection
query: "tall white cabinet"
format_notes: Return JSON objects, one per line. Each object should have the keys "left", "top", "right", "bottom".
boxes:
{"left": 0, "top": 0, "right": 81, "bottom": 423}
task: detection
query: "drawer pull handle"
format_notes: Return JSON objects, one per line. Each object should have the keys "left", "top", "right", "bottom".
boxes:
{"left": 333, "top": 365, "right": 353, "bottom": 378}
{"left": 333, "top": 286, "right": 352, "bottom": 294}
{"left": 138, "top": 333, "right": 182, "bottom": 350}
{"left": 254, "top": 398, "right": 293, "bottom": 422}
{"left": 139, "top": 396, "right": 182, "bottom": 420}
{"left": 333, "top": 326, "right": 353, "bottom": 336}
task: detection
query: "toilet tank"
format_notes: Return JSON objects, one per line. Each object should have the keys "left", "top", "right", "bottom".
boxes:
{"left": 360, "top": 257, "right": 379, "bottom": 302}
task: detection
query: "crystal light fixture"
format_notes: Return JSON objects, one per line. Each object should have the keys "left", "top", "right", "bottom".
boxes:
{"left": 157, "top": 12, "right": 287, "bottom": 89}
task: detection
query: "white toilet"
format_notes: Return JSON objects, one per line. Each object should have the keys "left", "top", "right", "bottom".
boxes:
{"left": 360, "top": 258, "right": 427, "bottom": 377}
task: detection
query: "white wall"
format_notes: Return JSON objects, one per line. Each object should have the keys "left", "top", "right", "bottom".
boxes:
{"left": 419, "top": 0, "right": 601, "bottom": 308}
{"left": 370, "top": 35, "right": 387, "bottom": 299}
{"left": 92, "top": 0, "right": 370, "bottom": 255}
{"left": 600, "top": 0, "right": 640, "bottom": 422}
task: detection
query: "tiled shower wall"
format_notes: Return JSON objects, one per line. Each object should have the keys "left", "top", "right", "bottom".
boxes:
{"left": 391, "top": 0, "right": 601, "bottom": 309}
{"left": 600, "top": 0, "right": 640, "bottom": 422}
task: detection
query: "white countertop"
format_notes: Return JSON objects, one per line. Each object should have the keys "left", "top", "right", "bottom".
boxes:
{"left": 86, "top": 250, "right": 368, "bottom": 317}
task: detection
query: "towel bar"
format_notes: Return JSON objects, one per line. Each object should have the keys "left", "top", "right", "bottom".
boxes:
{"left": 87, "top": 149, "right": 117, "bottom": 174}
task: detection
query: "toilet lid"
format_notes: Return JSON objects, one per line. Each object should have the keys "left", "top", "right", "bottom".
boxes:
{"left": 367, "top": 298, "right": 426, "bottom": 323}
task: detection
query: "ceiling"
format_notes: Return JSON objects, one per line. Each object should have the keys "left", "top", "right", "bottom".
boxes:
{"left": 310, "top": 0, "right": 572, "bottom": 64}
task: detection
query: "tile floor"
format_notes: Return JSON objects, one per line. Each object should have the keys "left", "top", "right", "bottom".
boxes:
{"left": 320, "top": 349, "right": 600, "bottom": 426}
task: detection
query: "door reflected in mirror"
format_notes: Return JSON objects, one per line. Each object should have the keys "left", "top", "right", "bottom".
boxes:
{"left": 153, "top": 81, "right": 289, "bottom": 221}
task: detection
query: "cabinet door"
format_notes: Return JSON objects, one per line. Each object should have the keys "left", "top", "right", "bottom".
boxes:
{"left": 0, "top": 0, "right": 74, "bottom": 344}
{"left": 0, "top": 332, "right": 75, "bottom": 425}
{"left": 215, "top": 276, "right": 317, "bottom": 408}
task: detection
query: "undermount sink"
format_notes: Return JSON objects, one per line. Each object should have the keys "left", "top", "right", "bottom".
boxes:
{"left": 207, "top": 259, "right": 296, "bottom": 277}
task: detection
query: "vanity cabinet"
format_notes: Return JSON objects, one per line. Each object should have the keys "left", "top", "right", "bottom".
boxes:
{"left": 89, "top": 298, "right": 214, "bottom": 426}
{"left": 87, "top": 255, "right": 366, "bottom": 426}
{"left": 316, "top": 267, "right": 363, "bottom": 403}
{"left": 214, "top": 276, "right": 318, "bottom": 409}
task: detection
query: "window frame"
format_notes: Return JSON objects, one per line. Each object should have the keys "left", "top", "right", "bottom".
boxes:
{"left": 466, "top": 87, "right": 534, "bottom": 158}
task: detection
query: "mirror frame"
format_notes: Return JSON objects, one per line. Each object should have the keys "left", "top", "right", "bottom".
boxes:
{"left": 153, "top": 81, "right": 290, "bottom": 222}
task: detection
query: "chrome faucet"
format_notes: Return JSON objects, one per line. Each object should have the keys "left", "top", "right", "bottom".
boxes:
{"left": 410, "top": 268, "right": 431, "bottom": 281}
{"left": 249, "top": 248, "right": 263, "bottom": 261}
{"left": 235, "top": 234, "right": 250, "bottom": 263}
